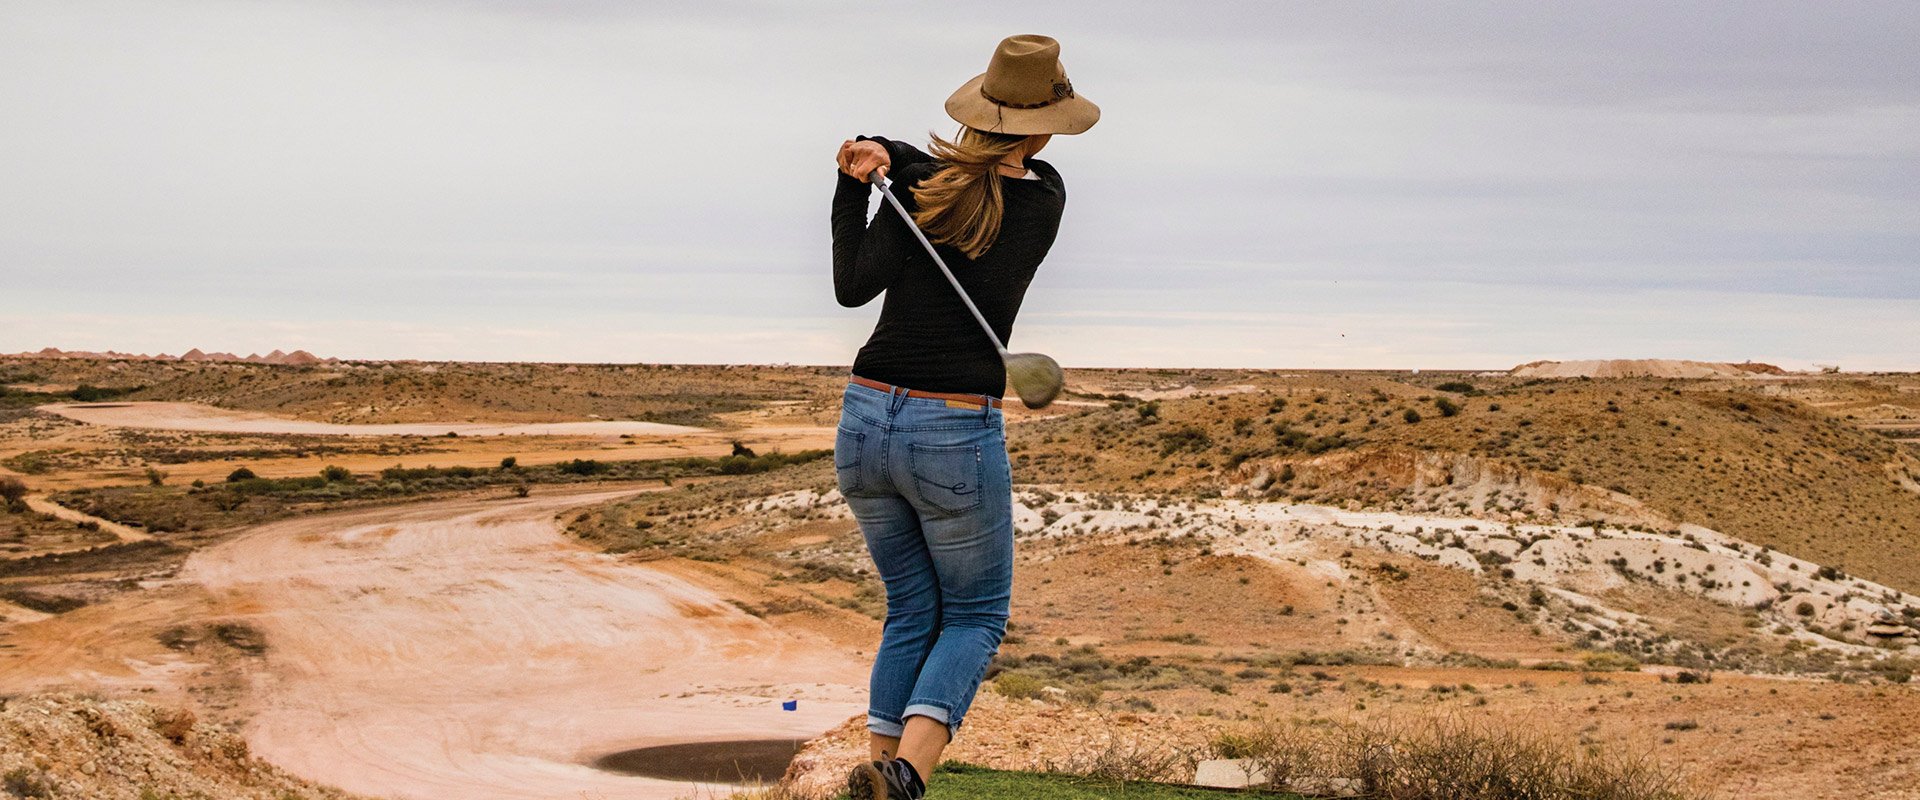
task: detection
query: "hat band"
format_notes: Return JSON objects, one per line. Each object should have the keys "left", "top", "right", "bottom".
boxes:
{"left": 980, "top": 78, "right": 1075, "bottom": 110}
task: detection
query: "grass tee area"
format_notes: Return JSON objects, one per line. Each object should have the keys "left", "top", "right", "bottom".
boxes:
{"left": 840, "top": 763, "right": 1300, "bottom": 799}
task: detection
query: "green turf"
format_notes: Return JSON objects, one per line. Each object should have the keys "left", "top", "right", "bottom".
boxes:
{"left": 836, "top": 762, "right": 1301, "bottom": 799}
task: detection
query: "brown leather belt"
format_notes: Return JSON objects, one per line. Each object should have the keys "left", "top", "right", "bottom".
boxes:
{"left": 848, "top": 374, "right": 1003, "bottom": 409}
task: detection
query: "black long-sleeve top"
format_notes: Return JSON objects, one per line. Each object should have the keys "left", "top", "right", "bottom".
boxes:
{"left": 831, "top": 135, "right": 1065, "bottom": 398}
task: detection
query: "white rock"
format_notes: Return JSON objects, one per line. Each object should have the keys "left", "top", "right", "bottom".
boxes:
{"left": 1194, "top": 759, "right": 1269, "bottom": 788}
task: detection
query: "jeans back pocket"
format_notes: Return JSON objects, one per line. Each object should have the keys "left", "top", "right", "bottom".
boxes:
{"left": 907, "top": 443, "right": 984, "bottom": 516}
{"left": 835, "top": 426, "right": 866, "bottom": 495}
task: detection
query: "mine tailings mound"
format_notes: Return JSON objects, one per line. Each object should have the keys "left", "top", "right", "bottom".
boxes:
{"left": 0, "top": 693, "right": 361, "bottom": 800}
{"left": 1510, "top": 359, "right": 1785, "bottom": 378}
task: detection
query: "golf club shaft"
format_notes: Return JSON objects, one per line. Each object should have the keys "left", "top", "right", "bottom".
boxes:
{"left": 870, "top": 171, "right": 1010, "bottom": 355}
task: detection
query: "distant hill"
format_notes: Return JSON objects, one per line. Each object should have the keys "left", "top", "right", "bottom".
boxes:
{"left": 0, "top": 357, "right": 851, "bottom": 429}
{"left": 5, "top": 346, "right": 332, "bottom": 365}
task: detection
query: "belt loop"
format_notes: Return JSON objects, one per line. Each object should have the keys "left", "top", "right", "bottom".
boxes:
{"left": 888, "top": 384, "right": 906, "bottom": 413}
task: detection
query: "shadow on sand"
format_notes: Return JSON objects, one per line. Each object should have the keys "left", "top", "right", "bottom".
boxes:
{"left": 592, "top": 738, "right": 810, "bottom": 784}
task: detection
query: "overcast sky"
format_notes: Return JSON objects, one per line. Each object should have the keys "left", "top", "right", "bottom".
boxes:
{"left": 2, "top": 1, "right": 1915, "bottom": 370}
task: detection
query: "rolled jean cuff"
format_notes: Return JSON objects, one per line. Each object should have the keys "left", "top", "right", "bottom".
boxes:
{"left": 903, "top": 702, "right": 959, "bottom": 738}
{"left": 867, "top": 711, "right": 905, "bottom": 738}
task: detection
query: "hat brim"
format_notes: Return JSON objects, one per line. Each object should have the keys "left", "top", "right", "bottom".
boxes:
{"left": 945, "top": 72, "right": 1100, "bottom": 136}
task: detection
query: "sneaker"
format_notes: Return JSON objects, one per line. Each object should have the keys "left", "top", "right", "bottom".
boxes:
{"left": 846, "top": 759, "right": 923, "bottom": 800}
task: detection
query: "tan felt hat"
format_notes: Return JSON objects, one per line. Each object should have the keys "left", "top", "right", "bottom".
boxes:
{"left": 945, "top": 34, "right": 1100, "bottom": 136}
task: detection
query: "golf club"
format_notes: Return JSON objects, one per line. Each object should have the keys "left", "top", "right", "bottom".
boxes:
{"left": 868, "top": 169, "right": 1065, "bottom": 409}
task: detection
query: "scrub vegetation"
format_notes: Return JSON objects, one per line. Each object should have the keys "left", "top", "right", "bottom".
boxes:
{"left": 50, "top": 450, "right": 827, "bottom": 534}
{"left": 5, "top": 355, "right": 1918, "bottom": 800}
{"left": 1015, "top": 371, "right": 1920, "bottom": 593}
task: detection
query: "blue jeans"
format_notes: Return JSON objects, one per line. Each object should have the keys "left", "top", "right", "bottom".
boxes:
{"left": 835, "top": 378, "right": 1013, "bottom": 740}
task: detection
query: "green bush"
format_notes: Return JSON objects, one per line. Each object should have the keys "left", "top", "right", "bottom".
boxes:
{"left": 1579, "top": 651, "right": 1640, "bottom": 671}
{"left": 559, "top": 459, "right": 608, "bottom": 476}
{"left": 1157, "top": 426, "right": 1213, "bottom": 456}
{"left": 0, "top": 590, "right": 87, "bottom": 614}
{"left": 68, "top": 384, "right": 139, "bottom": 402}
{"left": 993, "top": 671, "right": 1045, "bottom": 700}
{"left": 0, "top": 475, "right": 26, "bottom": 510}
{"left": 226, "top": 467, "right": 258, "bottom": 482}
{"left": 1, "top": 450, "right": 63, "bottom": 475}
{"left": 1274, "top": 424, "right": 1356, "bottom": 454}
{"left": 319, "top": 465, "right": 353, "bottom": 482}
{"left": 1210, "top": 731, "right": 1263, "bottom": 759}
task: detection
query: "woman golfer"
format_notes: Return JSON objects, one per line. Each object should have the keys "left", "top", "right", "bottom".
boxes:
{"left": 829, "top": 34, "right": 1098, "bottom": 800}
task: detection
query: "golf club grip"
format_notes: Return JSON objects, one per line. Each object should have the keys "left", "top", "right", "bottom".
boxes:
{"left": 870, "top": 173, "right": 1009, "bottom": 354}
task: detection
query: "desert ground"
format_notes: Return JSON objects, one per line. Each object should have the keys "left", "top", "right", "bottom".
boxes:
{"left": 2, "top": 355, "right": 1918, "bottom": 799}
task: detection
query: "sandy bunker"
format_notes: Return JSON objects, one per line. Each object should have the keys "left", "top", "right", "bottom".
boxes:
{"left": 2, "top": 485, "right": 866, "bottom": 800}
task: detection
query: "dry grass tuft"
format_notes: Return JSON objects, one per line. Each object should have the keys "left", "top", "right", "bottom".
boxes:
{"left": 709, "top": 782, "right": 832, "bottom": 800}
{"left": 1029, "top": 728, "right": 1209, "bottom": 784}
{"left": 1215, "top": 715, "right": 1706, "bottom": 800}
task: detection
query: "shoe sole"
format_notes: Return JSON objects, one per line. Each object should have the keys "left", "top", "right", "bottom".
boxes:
{"left": 847, "top": 761, "right": 887, "bottom": 800}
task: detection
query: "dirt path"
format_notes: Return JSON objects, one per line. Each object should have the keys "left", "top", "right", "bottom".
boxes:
{"left": 39, "top": 401, "right": 710, "bottom": 437}
{"left": 4, "top": 485, "right": 867, "bottom": 799}
{"left": 21, "top": 493, "right": 150, "bottom": 544}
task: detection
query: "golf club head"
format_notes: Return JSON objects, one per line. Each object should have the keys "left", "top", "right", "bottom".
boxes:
{"left": 1004, "top": 351, "right": 1065, "bottom": 409}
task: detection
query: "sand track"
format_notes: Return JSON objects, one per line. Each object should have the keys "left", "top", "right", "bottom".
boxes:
{"left": 7, "top": 485, "right": 864, "bottom": 799}
{"left": 21, "top": 493, "right": 149, "bottom": 544}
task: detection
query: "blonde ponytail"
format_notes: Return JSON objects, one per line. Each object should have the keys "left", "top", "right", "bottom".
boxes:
{"left": 911, "top": 127, "right": 1031, "bottom": 259}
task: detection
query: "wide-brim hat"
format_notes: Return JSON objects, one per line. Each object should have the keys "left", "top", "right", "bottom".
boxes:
{"left": 945, "top": 34, "right": 1099, "bottom": 136}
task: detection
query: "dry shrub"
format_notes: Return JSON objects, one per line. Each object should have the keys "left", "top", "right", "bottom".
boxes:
{"left": 992, "top": 671, "right": 1044, "bottom": 700}
{"left": 714, "top": 783, "right": 830, "bottom": 800}
{"left": 0, "top": 475, "right": 27, "bottom": 510}
{"left": 77, "top": 706, "right": 125, "bottom": 740}
{"left": 1031, "top": 728, "right": 1207, "bottom": 783}
{"left": 1221, "top": 715, "right": 1705, "bottom": 800}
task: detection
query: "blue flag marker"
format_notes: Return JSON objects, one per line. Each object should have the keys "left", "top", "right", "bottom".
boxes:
{"left": 782, "top": 700, "right": 798, "bottom": 711}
